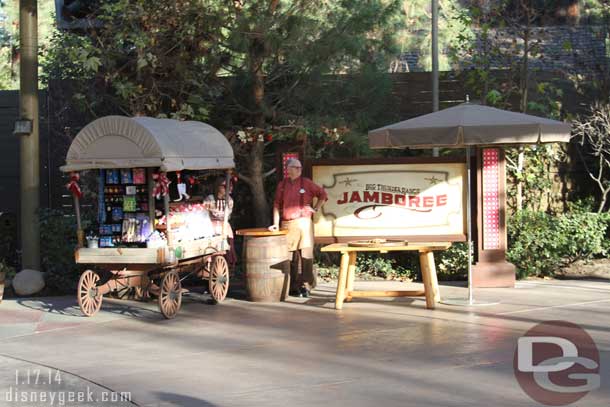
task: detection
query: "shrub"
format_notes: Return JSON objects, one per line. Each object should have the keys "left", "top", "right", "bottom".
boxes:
{"left": 356, "top": 253, "right": 418, "bottom": 281}
{"left": 507, "top": 210, "right": 610, "bottom": 278}
{"left": 435, "top": 242, "right": 469, "bottom": 281}
{"left": 316, "top": 265, "right": 339, "bottom": 281}
{"left": 39, "top": 208, "right": 88, "bottom": 294}
{"left": 0, "top": 260, "right": 15, "bottom": 280}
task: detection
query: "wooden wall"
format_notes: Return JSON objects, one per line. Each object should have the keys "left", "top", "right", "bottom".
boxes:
{"left": 0, "top": 70, "right": 597, "bottom": 219}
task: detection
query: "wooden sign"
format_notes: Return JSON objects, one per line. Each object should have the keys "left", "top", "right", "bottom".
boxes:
{"left": 312, "top": 158, "right": 467, "bottom": 242}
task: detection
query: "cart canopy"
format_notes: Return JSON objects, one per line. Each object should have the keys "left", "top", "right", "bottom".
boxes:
{"left": 61, "top": 116, "right": 234, "bottom": 172}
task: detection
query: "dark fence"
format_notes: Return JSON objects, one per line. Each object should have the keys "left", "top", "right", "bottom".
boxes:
{"left": 0, "top": 91, "right": 52, "bottom": 215}
{"left": 0, "top": 70, "right": 601, "bottom": 221}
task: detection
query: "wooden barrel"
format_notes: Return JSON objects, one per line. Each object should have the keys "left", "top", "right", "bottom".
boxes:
{"left": 243, "top": 234, "right": 290, "bottom": 302}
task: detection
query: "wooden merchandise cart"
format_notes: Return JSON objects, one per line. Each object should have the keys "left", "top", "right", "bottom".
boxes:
{"left": 61, "top": 116, "right": 235, "bottom": 319}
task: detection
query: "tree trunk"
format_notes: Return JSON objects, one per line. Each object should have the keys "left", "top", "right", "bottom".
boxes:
{"left": 246, "top": 140, "right": 271, "bottom": 226}
{"left": 243, "top": 40, "right": 271, "bottom": 225}
{"left": 242, "top": 1, "right": 280, "bottom": 226}
{"left": 516, "top": 147, "right": 524, "bottom": 210}
{"left": 520, "top": 26, "right": 529, "bottom": 114}
{"left": 515, "top": 12, "right": 531, "bottom": 211}
{"left": 598, "top": 188, "right": 609, "bottom": 214}
{"left": 241, "top": 55, "right": 268, "bottom": 224}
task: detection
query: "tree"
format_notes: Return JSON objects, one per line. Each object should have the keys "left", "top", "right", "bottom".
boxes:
{"left": 393, "top": 0, "right": 470, "bottom": 72}
{"left": 218, "top": 0, "right": 402, "bottom": 225}
{"left": 0, "top": 0, "right": 56, "bottom": 89}
{"left": 449, "top": 0, "right": 567, "bottom": 212}
{"left": 572, "top": 103, "right": 610, "bottom": 213}
{"left": 45, "top": 0, "right": 404, "bottom": 226}
{"left": 44, "top": 0, "right": 230, "bottom": 118}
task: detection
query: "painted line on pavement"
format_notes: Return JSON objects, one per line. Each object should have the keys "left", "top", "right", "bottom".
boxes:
{"left": 517, "top": 281, "right": 610, "bottom": 292}
{"left": 498, "top": 298, "right": 610, "bottom": 315}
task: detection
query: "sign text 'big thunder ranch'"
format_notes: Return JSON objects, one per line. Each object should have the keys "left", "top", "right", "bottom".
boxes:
{"left": 312, "top": 161, "right": 467, "bottom": 242}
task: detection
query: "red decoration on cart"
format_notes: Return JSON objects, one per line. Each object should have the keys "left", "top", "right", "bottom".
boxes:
{"left": 152, "top": 172, "right": 171, "bottom": 199}
{"left": 66, "top": 172, "right": 83, "bottom": 199}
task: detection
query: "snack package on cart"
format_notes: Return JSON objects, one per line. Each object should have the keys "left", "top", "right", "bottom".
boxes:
{"left": 146, "top": 230, "right": 167, "bottom": 248}
{"left": 132, "top": 168, "right": 146, "bottom": 184}
{"left": 166, "top": 203, "right": 215, "bottom": 242}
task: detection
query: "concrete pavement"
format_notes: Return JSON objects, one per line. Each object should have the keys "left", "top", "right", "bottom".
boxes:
{"left": 0, "top": 279, "right": 609, "bottom": 407}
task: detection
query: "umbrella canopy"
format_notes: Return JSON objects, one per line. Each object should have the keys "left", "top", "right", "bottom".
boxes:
{"left": 61, "top": 116, "right": 234, "bottom": 172}
{"left": 368, "top": 103, "right": 571, "bottom": 149}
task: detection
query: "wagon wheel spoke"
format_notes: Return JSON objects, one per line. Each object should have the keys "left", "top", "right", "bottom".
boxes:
{"left": 158, "top": 271, "right": 181, "bottom": 319}
{"left": 209, "top": 257, "right": 229, "bottom": 303}
{"left": 77, "top": 270, "right": 103, "bottom": 317}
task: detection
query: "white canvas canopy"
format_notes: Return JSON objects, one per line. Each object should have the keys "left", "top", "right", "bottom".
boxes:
{"left": 61, "top": 116, "right": 234, "bottom": 172}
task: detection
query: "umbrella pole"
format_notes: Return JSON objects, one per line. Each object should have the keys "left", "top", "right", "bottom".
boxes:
{"left": 466, "top": 146, "right": 473, "bottom": 305}
{"left": 441, "top": 147, "right": 499, "bottom": 307}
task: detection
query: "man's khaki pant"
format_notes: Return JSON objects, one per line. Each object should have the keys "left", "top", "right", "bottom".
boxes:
{"left": 281, "top": 217, "right": 317, "bottom": 291}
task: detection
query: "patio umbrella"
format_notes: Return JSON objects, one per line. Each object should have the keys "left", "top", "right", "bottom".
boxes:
{"left": 368, "top": 102, "right": 571, "bottom": 305}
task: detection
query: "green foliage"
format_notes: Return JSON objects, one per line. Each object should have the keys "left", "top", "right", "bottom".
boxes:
{"left": 356, "top": 253, "right": 417, "bottom": 281}
{"left": 396, "top": 0, "right": 470, "bottom": 71}
{"left": 39, "top": 209, "right": 87, "bottom": 294}
{"left": 44, "top": 1, "right": 404, "bottom": 227}
{"left": 435, "top": 242, "right": 468, "bottom": 280}
{"left": 43, "top": 0, "right": 228, "bottom": 118}
{"left": 219, "top": 0, "right": 403, "bottom": 125}
{"left": 316, "top": 264, "right": 339, "bottom": 281}
{"left": 0, "top": 259, "right": 15, "bottom": 281}
{"left": 581, "top": 0, "right": 610, "bottom": 23}
{"left": 505, "top": 144, "right": 567, "bottom": 212}
{"left": 572, "top": 103, "right": 610, "bottom": 213}
{"left": 0, "top": 0, "right": 57, "bottom": 89}
{"left": 447, "top": 2, "right": 506, "bottom": 105}
{"left": 41, "top": 31, "right": 98, "bottom": 84}
{"left": 527, "top": 82, "right": 563, "bottom": 119}
{"left": 316, "top": 244, "right": 470, "bottom": 283}
{"left": 0, "top": 215, "right": 18, "bottom": 269}
{"left": 507, "top": 210, "right": 610, "bottom": 278}
{"left": 44, "top": 0, "right": 403, "bottom": 123}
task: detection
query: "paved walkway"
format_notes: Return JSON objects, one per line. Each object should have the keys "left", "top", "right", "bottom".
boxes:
{"left": 1, "top": 279, "right": 609, "bottom": 407}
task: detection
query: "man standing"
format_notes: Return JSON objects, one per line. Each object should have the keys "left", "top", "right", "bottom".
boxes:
{"left": 269, "top": 158, "right": 327, "bottom": 297}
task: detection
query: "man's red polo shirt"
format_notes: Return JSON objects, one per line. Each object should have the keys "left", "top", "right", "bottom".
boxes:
{"left": 273, "top": 177, "right": 328, "bottom": 221}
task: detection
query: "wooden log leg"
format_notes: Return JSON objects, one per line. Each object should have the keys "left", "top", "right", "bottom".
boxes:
{"left": 420, "top": 250, "right": 440, "bottom": 309}
{"left": 335, "top": 252, "right": 350, "bottom": 310}
{"left": 345, "top": 252, "right": 357, "bottom": 302}
{"left": 427, "top": 251, "right": 441, "bottom": 303}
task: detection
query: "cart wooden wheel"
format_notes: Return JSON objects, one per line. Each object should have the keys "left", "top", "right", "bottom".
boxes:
{"left": 77, "top": 270, "right": 102, "bottom": 317}
{"left": 159, "top": 270, "right": 182, "bottom": 319}
{"left": 209, "top": 256, "right": 229, "bottom": 303}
